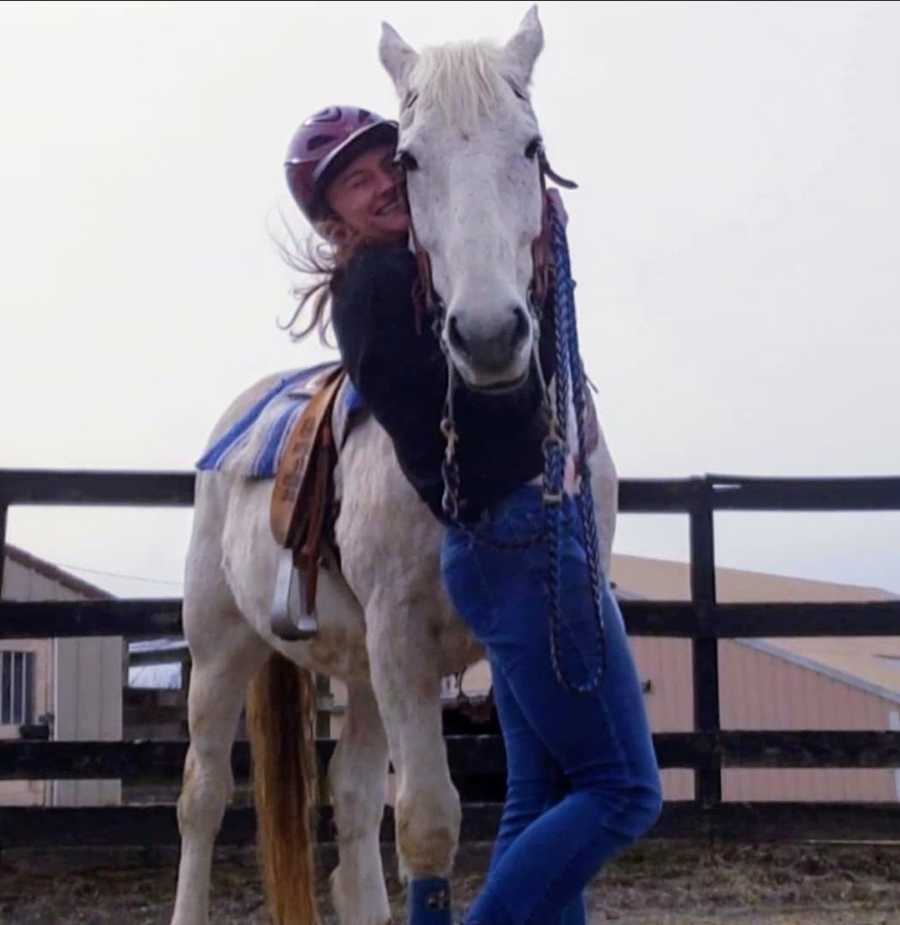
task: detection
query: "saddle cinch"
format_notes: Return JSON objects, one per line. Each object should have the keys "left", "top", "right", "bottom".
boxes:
{"left": 269, "top": 365, "right": 347, "bottom": 640}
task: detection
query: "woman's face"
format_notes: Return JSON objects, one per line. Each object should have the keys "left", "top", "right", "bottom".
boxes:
{"left": 324, "top": 143, "right": 409, "bottom": 242}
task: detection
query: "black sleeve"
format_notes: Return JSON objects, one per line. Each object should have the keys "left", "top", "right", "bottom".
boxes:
{"left": 330, "top": 247, "right": 449, "bottom": 522}
{"left": 331, "top": 247, "right": 409, "bottom": 391}
{"left": 331, "top": 246, "right": 447, "bottom": 407}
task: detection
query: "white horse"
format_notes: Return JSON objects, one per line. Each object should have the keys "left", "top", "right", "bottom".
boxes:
{"left": 170, "top": 9, "right": 618, "bottom": 925}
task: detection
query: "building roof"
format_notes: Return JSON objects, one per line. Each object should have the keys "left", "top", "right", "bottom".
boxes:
{"left": 611, "top": 553, "right": 895, "bottom": 604}
{"left": 745, "top": 637, "right": 900, "bottom": 704}
{"left": 3, "top": 544, "right": 113, "bottom": 601}
{"left": 611, "top": 552, "right": 900, "bottom": 701}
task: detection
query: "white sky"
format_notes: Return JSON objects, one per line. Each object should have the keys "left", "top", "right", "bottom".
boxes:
{"left": 1, "top": 1, "right": 898, "bottom": 598}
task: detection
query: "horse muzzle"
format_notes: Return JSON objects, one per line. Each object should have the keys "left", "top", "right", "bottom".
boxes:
{"left": 444, "top": 304, "right": 533, "bottom": 391}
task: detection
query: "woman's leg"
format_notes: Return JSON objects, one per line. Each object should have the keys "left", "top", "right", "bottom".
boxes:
{"left": 487, "top": 662, "right": 586, "bottom": 925}
{"left": 442, "top": 492, "right": 662, "bottom": 925}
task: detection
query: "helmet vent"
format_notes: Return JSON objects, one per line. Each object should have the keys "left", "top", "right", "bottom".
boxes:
{"left": 307, "top": 134, "right": 335, "bottom": 151}
{"left": 310, "top": 107, "right": 341, "bottom": 123}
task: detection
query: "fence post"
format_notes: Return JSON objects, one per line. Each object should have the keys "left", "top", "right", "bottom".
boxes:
{"left": 0, "top": 502, "right": 7, "bottom": 597}
{"left": 689, "top": 476, "right": 722, "bottom": 809}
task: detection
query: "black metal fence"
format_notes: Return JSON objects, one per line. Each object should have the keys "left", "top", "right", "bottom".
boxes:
{"left": 1, "top": 468, "right": 899, "bottom": 847}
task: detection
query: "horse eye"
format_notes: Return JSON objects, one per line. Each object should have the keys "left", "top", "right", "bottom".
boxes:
{"left": 394, "top": 150, "right": 419, "bottom": 172}
{"left": 524, "top": 137, "right": 543, "bottom": 161}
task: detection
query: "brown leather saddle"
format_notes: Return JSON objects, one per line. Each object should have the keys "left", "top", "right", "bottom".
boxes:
{"left": 270, "top": 365, "right": 346, "bottom": 640}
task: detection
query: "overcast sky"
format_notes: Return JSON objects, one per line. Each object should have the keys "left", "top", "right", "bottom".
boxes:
{"left": 2, "top": 0, "right": 898, "bottom": 598}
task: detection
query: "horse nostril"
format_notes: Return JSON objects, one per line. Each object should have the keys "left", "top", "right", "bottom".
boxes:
{"left": 510, "top": 305, "right": 530, "bottom": 349}
{"left": 448, "top": 316, "right": 469, "bottom": 357}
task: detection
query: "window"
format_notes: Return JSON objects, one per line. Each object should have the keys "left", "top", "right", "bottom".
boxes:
{"left": 1, "top": 651, "right": 36, "bottom": 726}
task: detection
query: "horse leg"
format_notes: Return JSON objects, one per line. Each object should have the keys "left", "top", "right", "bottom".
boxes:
{"left": 366, "top": 593, "right": 460, "bottom": 925}
{"left": 329, "top": 680, "right": 392, "bottom": 925}
{"left": 170, "top": 593, "right": 268, "bottom": 925}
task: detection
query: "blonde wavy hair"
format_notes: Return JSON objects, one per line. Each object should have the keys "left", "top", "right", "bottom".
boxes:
{"left": 276, "top": 213, "right": 373, "bottom": 345}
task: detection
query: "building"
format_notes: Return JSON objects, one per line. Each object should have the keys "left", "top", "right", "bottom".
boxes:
{"left": 1, "top": 544, "right": 122, "bottom": 807}
{"left": 611, "top": 554, "right": 900, "bottom": 803}
{"left": 416, "top": 555, "right": 900, "bottom": 803}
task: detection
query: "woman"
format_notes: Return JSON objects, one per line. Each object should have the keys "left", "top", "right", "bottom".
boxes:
{"left": 284, "top": 105, "right": 662, "bottom": 925}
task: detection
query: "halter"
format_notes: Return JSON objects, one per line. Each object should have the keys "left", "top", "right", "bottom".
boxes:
{"left": 400, "top": 149, "right": 608, "bottom": 694}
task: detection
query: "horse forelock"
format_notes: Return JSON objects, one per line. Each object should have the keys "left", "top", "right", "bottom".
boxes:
{"left": 410, "top": 41, "right": 512, "bottom": 132}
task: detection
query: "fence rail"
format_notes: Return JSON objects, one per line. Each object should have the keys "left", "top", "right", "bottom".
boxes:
{"left": 5, "top": 470, "right": 896, "bottom": 513}
{"left": 3, "top": 731, "right": 900, "bottom": 783}
{"left": 3, "top": 800, "right": 900, "bottom": 849}
{"left": 2, "top": 468, "right": 899, "bottom": 846}
{"left": 3, "top": 598, "right": 900, "bottom": 641}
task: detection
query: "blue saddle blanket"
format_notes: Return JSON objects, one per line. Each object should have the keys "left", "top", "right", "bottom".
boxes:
{"left": 196, "top": 362, "right": 365, "bottom": 479}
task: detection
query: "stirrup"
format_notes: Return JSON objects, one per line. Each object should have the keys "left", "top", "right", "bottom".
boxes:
{"left": 271, "top": 547, "right": 319, "bottom": 640}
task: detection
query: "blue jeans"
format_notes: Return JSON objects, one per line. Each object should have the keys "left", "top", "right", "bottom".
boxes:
{"left": 441, "top": 485, "right": 662, "bottom": 925}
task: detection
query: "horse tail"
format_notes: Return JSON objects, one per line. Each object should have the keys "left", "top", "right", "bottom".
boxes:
{"left": 246, "top": 651, "right": 320, "bottom": 925}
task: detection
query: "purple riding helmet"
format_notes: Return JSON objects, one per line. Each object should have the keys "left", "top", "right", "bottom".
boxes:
{"left": 285, "top": 106, "right": 399, "bottom": 222}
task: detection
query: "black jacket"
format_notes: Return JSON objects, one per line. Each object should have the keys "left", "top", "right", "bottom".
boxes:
{"left": 330, "top": 245, "right": 555, "bottom": 523}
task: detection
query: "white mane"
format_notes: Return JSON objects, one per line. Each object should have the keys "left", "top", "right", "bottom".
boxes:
{"left": 410, "top": 41, "right": 515, "bottom": 132}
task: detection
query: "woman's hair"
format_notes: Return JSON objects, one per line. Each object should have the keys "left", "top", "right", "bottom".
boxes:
{"left": 276, "top": 215, "right": 366, "bottom": 345}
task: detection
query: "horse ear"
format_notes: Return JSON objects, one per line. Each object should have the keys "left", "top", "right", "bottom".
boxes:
{"left": 503, "top": 6, "right": 544, "bottom": 88}
{"left": 380, "top": 22, "right": 418, "bottom": 94}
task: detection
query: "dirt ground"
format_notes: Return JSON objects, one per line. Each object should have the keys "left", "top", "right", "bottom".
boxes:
{"left": 1, "top": 840, "right": 898, "bottom": 924}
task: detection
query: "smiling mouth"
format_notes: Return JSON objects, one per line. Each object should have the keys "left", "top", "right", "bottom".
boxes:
{"left": 375, "top": 196, "right": 404, "bottom": 217}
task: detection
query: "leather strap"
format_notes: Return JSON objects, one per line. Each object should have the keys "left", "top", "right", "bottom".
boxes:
{"left": 270, "top": 365, "right": 345, "bottom": 559}
{"left": 293, "top": 411, "right": 334, "bottom": 611}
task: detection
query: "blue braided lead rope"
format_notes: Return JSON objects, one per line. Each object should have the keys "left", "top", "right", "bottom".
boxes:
{"left": 546, "top": 197, "right": 608, "bottom": 694}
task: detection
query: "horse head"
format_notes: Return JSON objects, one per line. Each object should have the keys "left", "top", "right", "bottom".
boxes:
{"left": 380, "top": 7, "right": 548, "bottom": 393}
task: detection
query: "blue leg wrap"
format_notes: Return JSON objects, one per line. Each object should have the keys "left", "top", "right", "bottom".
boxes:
{"left": 408, "top": 876, "right": 453, "bottom": 925}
